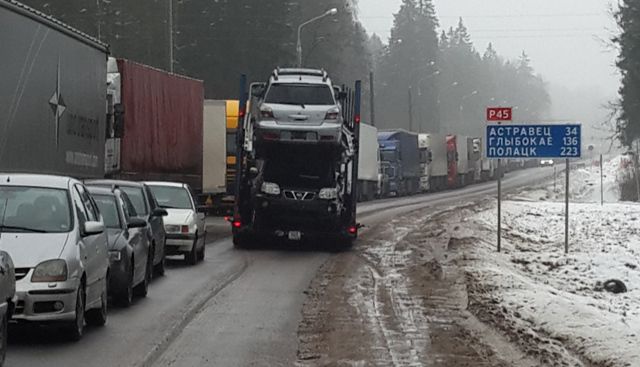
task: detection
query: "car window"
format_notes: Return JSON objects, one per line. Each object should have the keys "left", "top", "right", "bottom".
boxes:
{"left": 148, "top": 186, "right": 193, "bottom": 210}
{"left": 119, "top": 191, "right": 139, "bottom": 218}
{"left": 71, "top": 187, "right": 88, "bottom": 225}
{"left": 0, "top": 186, "right": 72, "bottom": 233}
{"left": 120, "top": 186, "right": 148, "bottom": 216}
{"left": 264, "top": 83, "right": 335, "bottom": 105}
{"left": 75, "top": 185, "right": 99, "bottom": 222}
{"left": 144, "top": 185, "right": 158, "bottom": 211}
{"left": 92, "top": 194, "right": 122, "bottom": 229}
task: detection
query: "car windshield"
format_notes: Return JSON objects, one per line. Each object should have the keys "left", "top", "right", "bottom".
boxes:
{"left": 148, "top": 186, "right": 192, "bottom": 210}
{"left": 380, "top": 150, "right": 397, "bottom": 162}
{"left": 264, "top": 83, "right": 335, "bottom": 106}
{"left": 0, "top": 186, "right": 72, "bottom": 233}
{"left": 120, "top": 186, "right": 148, "bottom": 216}
{"left": 92, "top": 195, "right": 121, "bottom": 229}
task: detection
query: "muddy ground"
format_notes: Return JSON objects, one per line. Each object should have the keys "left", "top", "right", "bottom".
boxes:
{"left": 295, "top": 202, "right": 581, "bottom": 367}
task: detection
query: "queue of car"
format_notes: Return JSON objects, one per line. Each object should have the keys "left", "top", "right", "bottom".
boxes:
{"left": 0, "top": 173, "right": 208, "bottom": 358}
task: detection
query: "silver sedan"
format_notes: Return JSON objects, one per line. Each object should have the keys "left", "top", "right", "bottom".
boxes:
{"left": 0, "top": 174, "right": 109, "bottom": 341}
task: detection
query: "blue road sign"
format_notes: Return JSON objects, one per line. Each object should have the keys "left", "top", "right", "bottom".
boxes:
{"left": 486, "top": 124, "right": 581, "bottom": 159}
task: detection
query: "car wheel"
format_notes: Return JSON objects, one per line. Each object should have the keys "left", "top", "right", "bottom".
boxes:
{"left": 197, "top": 236, "right": 206, "bottom": 261}
{"left": 134, "top": 252, "right": 151, "bottom": 297}
{"left": 66, "top": 285, "right": 85, "bottom": 341}
{"left": 185, "top": 237, "right": 198, "bottom": 265}
{"left": 86, "top": 277, "right": 108, "bottom": 327}
{"left": 117, "top": 263, "right": 134, "bottom": 307}
{"left": 153, "top": 243, "right": 166, "bottom": 277}
{"left": 0, "top": 311, "right": 7, "bottom": 366}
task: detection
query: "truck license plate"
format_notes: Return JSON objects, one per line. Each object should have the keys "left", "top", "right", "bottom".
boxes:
{"left": 288, "top": 231, "right": 302, "bottom": 241}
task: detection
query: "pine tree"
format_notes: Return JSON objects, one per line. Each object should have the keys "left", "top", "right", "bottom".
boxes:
{"left": 615, "top": 0, "right": 640, "bottom": 145}
{"left": 375, "top": 0, "right": 440, "bottom": 132}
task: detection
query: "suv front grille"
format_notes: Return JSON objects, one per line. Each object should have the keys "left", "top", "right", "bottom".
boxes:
{"left": 15, "top": 268, "right": 30, "bottom": 281}
{"left": 283, "top": 190, "right": 315, "bottom": 201}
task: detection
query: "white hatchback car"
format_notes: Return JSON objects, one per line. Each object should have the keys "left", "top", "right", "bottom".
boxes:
{"left": 145, "top": 182, "right": 206, "bottom": 265}
{"left": 0, "top": 174, "right": 109, "bottom": 341}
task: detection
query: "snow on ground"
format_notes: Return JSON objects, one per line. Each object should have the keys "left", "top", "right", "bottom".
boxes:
{"left": 460, "top": 155, "right": 640, "bottom": 366}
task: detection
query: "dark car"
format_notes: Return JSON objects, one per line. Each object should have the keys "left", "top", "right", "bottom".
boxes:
{"left": 0, "top": 250, "right": 15, "bottom": 365}
{"left": 85, "top": 180, "right": 168, "bottom": 276}
{"left": 87, "top": 187, "right": 151, "bottom": 306}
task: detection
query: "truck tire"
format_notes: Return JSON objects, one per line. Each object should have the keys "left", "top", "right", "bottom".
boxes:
{"left": 332, "top": 236, "right": 354, "bottom": 252}
{"left": 233, "top": 233, "right": 252, "bottom": 249}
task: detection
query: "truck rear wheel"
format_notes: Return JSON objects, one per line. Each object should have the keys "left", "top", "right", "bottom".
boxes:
{"left": 233, "top": 233, "right": 252, "bottom": 249}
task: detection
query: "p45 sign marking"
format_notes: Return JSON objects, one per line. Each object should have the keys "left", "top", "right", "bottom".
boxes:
{"left": 487, "top": 107, "right": 512, "bottom": 122}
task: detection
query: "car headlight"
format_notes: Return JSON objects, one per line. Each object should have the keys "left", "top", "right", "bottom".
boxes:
{"left": 319, "top": 188, "right": 338, "bottom": 200}
{"left": 31, "top": 259, "right": 68, "bottom": 282}
{"left": 109, "top": 251, "right": 122, "bottom": 262}
{"left": 261, "top": 182, "right": 281, "bottom": 195}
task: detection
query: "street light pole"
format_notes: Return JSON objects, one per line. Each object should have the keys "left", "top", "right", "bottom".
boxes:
{"left": 168, "top": 0, "right": 174, "bottom": 73}
{"left": 297, "top": 8, "right": 338, "bottom": 68}
{"left": 408, "top": 86, "right": 414, "bottom": 131}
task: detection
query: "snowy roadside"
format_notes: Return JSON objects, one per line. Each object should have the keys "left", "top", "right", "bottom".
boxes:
{"left": 457, "top": 155, "right": 640, "bottom": 366}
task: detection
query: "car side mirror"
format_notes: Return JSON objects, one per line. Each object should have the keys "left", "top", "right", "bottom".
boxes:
{"left": 83, "top": 221, "right": 104, "bottom": 236}
{"left": 196, "top": 206, "right": 208, "bottom": 214}
{"left": 251, "top": 83, "right": 266, "bottom": 98}
{"left": 127, "top": 217, "right": 148, "bottom": 229}
{"left": 153, "top": 208, "right": 168, "bottom": 217}
{"left": 338, "top": 91, "right": 348, "bottom": 101}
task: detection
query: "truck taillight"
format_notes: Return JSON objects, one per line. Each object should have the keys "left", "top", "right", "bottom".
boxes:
{"left": 354, "top": 114, "right": 361, "bottom": 124}
{"left": 233, "top": 220, "right": 242, "bottom": 228}
{"left": 348, "top": 226, "right": 357, "bottom": 234}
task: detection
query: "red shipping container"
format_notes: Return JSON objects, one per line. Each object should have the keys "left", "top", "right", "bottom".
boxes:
{"left": 118, "top": 59, "right": 204, "bottom": 181}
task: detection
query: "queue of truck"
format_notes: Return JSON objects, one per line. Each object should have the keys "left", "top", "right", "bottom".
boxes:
{"left": 0, "top": 0, "right": 534, "bottom": 353}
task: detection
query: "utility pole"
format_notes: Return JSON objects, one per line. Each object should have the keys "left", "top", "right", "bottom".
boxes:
{"left": 408, "top": 86, "right": 414, "bottom": 132}
{"left": 168, "top": 0, "right": 174, "bottom": 73}
{"left": 369, "top": 71, "right": 376, "bottom": 127}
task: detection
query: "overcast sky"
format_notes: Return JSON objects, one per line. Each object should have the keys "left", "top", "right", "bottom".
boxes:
{"left": 357, "top": 0, "right": 619, "bottom": 98}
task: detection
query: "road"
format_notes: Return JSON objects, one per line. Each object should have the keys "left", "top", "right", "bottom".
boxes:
{"left": 5, "top": 167, "right": 554, "bottom": 367}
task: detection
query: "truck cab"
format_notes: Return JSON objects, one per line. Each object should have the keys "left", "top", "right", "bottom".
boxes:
{"left": 379, "top": 140, "right": 401, "bottom": 196}
{"left": 252, "top": 68, "right": 344, "bottom": 149}
{"left": 250, "top": 146, "right": 346, "bottom": 240}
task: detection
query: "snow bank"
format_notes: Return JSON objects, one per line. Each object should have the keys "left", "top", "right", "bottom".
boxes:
{"left": 463, "top": 157, "right": 640, "bottom": 366}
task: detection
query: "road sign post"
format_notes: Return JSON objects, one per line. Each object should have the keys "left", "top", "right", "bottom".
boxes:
{"left": 486, "top": 120, "right": 582, "bottom": 254}
{"left": 565, "top": 158, "right": 570, "bottom": 254}
{"left": 486, "top": 108, "right": 513, "bottom": 253}
{"left": 600, "top": 154, "right": 604, "bottom": 206}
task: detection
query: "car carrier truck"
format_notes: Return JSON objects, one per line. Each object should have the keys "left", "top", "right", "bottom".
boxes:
{"left": 230, "top": 69, "right": 362, "bottom": 248}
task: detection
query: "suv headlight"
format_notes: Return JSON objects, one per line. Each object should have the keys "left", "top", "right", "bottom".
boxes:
{"left": 319, "top": 188, "right": 338, "bottom": 200}
{"left": 31, "top": 259, "right": 68, "bottom": 282}
{"left": 261, "top": 182, "right": 281, "bottom": 196}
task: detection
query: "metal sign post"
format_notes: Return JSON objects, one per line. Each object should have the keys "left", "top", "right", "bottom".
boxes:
{"left": 600, "top": 154, "right": 604, "bottom": 206}
{"left": 486, "top": 121, "right": 582, "bottom": 254}
{"left": 497, "top": 158, "right": 502, "bottom": 252}
{"left": 486, "top": 108, "right": 512, "bottom": 253}
{"left": 565, "top": 158, "right": 570, "bottom": 254}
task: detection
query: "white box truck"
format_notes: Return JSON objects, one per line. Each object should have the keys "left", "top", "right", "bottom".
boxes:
{"left": 358, "top": 123, "right": 380, "bottom": 201}
{"left": 418, "top": 134, "right": 430, "bottom": 192}
{"left": 425, "top": 134, "right": 448, "bottom": 191}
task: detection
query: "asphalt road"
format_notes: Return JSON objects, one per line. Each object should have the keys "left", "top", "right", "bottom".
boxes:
{"left": 5, "top": 167, "right": 554, "bottom": 367}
